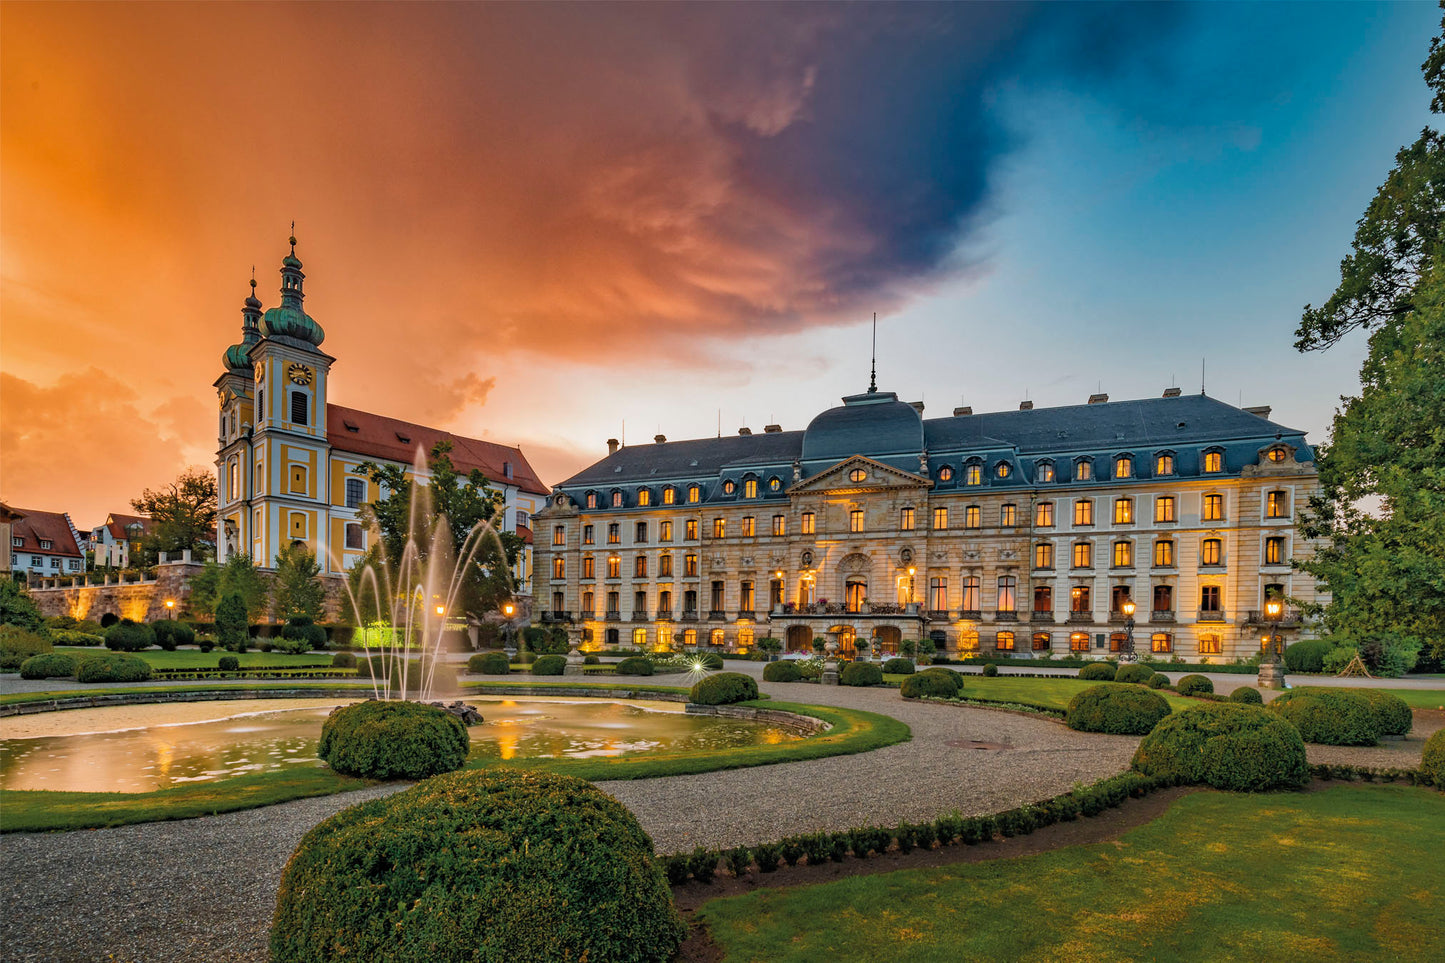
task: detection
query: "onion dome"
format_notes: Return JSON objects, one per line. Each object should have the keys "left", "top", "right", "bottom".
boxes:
{"left": 223, "top": 277, "right": 266, "bottom": 372}
{"left": 260, "top": 233, "right": 325, "bottom": 347}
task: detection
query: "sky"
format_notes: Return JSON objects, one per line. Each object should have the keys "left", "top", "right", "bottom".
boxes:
{"left": 1, "top": 1, "right": 1437, "bottom": 526}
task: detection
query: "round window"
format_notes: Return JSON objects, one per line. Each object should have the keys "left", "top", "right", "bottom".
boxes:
{"left": 1267, "top": 448, "right": 1286, "bottom": 463}
{"left": 997, "top": 462, "right": 1011, "bottom": 478}
{"left": 769, "top": 477, "right": 781, "bottom": 491}
{"left": 722, "top": 480, "right": 736, "bottom": 494}
{"left": 848, "top": 468, "right": 867, "bottom": 482}
{"left": 938, "top": 466, "right": 954, "bottom": 481}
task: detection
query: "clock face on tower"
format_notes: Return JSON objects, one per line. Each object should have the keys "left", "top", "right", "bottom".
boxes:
{"left": 287, "top": 363, "right": 314, "bottom": 386}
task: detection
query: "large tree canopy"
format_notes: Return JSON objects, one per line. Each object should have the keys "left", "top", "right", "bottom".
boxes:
{"left": 130, "top": 466, "right": 217, "bottom": 563}
{"left": 1296, "top": 10, "right": 1445, "bottom": 667}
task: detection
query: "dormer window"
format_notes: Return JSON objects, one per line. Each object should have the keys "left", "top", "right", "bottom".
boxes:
{"left": 1038, "top": 461, "right": 1055, "bottom": 483}
{"left": 586, "top": 492, "right": 598, "bottom": 510}
{"left": 343, "top": 420, "right": 359, "bottom": 433}
{"left": 1203, "top": 450, "right": 1223, "bottom": 473}
{"left": 503, "top": 461, "right": 514, "bottom": 479}
{"left": 687, "top": 485, "right": 701, "bottom": 504}
{"left": 39, "top": 539, "right": 52, "bottom": 550}
{"left": 1075, "top": 458, "right": 1093, "bottom": 482}
{"left": 611, "top": 490, "right": 623, "bottom": 508}
{"left": 1155, "top": 452, "right": 1175, "bottom": 475}
{"left": 722, "top": 480, "right": 737, "bottom": 495}
{"left": 1266, "top": 447, "right": 1287, "bottom": 463}
{"left": 637, "top": 488, "right": 651, "bottom": 507}
{"left": 995, "top": 462, "right": 1011, "bottom": 479}
{"left": 662, "top": 486, "right": 676, "bottom": 505}
{"left": 744, "top": 478, "right": 758, "bottom": 498}
{"left": 768, "top": 477, "right": 782, "bottom": 491}
{"left": 964, "top": 461, "right": 983, "bottom": 485}
{"left": 937, "top": 466, "right": 954, "bottom": 482}
{"left": 1114, "top": 455, "right": 1133, "bottom": 479}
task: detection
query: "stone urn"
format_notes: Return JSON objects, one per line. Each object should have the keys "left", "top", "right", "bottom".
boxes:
{"left": 563, "top": 631, "right": 586, "bottom": 676}
{"left": 821, "top": 640, "right": 841, "bottom": 685}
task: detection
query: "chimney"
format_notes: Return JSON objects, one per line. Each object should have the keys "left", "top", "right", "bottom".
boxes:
{"left": 909, "top": 401, "right": 925, "bottom": 414}
{"left": 1088, "top": 393, "right": 1109, "bottom": 405}
{"left": 763, "top": 424, "right": 782, "bottom": 433}
{"left": 1019, "top": 400, "right": 1034, "bottom": 410}
{"left": 1162, "top": 387, "right": 1182, "bottom": 398}
{"left": 738, "top": 427, "right": 752, "bottom": 435}
{"left": 1243, "top": 405, "right": 1272, "bottom": 418}
{"left": 653, "top": 434, "right": 666, "bottom": 444}
{"left": 953, "top": 406, "right": 972, "bottom": 417}
{"left": 607, "top": 438, "right": 620, "bottom": 455}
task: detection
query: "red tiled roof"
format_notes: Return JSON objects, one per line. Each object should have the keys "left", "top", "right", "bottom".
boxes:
{"left": 327, "top": 404, "right": 549, "bottom": 495}
{"left": 11, "top": 509, "right": 81, "bottom": 558}
{"left": 517, "top": 524, "right": 534, "bottom": 545}
{"left": 102, "top": 513, "right": 153, "bottom": 541}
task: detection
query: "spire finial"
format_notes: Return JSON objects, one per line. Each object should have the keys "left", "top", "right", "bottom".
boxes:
{"left": 868, "top": 312, "right": 878, "bottom": 393}
{"left": 250, "top": 265, "right": 256, "bottom": 292}
{"left": 289, "top": 221, "right": 296, "bottom": 254}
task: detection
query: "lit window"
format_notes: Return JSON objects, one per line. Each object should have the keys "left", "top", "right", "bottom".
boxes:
{"left": 583, "top": 525, "right": 595, "bottom": 545}
{"left": 1070, "top": 585, "right": 1091, "bottom": 613}
{"left": 1114, "top": 497, "right": 1133, "bottom": 525}
{"left": 1076, "top": 459, "right": 1093, "bottom": 481}
{"left": 744, "top": 479, "right": 758, "bottom": 498}
{"left": 1036, "top": 502, "right": 1055, "bottom": 527}
{"left": 663, "top": 487, "right": 675, "bottom": 505}
{"left": 612, "top": 490, "right": 623, "bottom": 508}
{"left": 965, "top": 506, "right": 981, "bottom": 529}
{"left": 1203, "top": 451, "right": 1223, "bottom": 473}
{"left": 1070, "top": 632, "right": 1090, "bottom": 652}
{"left": 723, "top": 480, "right": 736, "bottom": 495}
{"left": 769, "top": 477, "right": 781, "bottom": 491}
{"left": 1201, "top": 538, "right": 1223, "bottom": 566}
{"left": 997, "top": 576, "right": 1016, "bottom": 612}
{"left": 1267, "top": 490, "right": 1289, "bottom": 518}
{"left": 585, "top": 492, "right": 598, "bottom": 509}
{"left": 929, "top": 577, "right": 948, "bottom": 612}
{"left": 801, "top": 512, "right": 815, "bottom": 535}
{"left": 1154, "top": 539, "right": 1175, "bottom": 567}
{"left": 1034, "top": 543, "right": 1055, "bottom": 569}
{"left": 1074, "top": 499, "right": 1094, "bottom": 526}
{"left": 607, "top": 556, "right": 620, "bottom": 578}
{"left": 995, "top": 630, "right": 1016, "bottom": 651}
{"left": 660, "top": 521, "right": 672, "bottom": 541}
{"left": 1038, "top": 462, "right": 1055, "bottom": 483}
{"left": 1113, "top": 540, "right": 1133, "bottom": 567}
{"left": 849, "top": 468, "right": 867, "bottom": 483}
{"left": 638, "top": 489, "right": 651, "bottom": 507}
{"left": 659, "top": 554, "right": 672, "bottom": 577}
{"left": 1034, "top": 585, "right": 1053, "bottom": 613}
{"left": 684, "top": 628, "right": 697, "bottom": 646}
{"left": 1202, "top": 494, "right": 1223, "bottom": 522}
{"left": 849, "top": 509, "right": 864, "bottom": 533}
{"left": 1000, "top": 504, "right": 1016, "bottom": 527}
{"left": 1198, "top": 633, "right": 1221, "bottom": 655}
{"left": 739, "top": 627, "right": 754, "bottom": 648}
{"left": 1032, "top": 632, "right": 1052, "bottom": 651}
{"left": 1155, "top": 496, "right": 1176, "bottom": 523}
{"left": 635, "top": 555, "right": 647, "bottom": 578}
{"left": 553, "top": 525, "right": 565, "bottom": 546}
{"left": 772, "top": 515, "right": 785, "bottom": 536}
{"left": 710, "top": 628, "right": 725, "bottom": 646}
{"left": 688, "top": 485, "right": 700, "bottom": 504}
{"left": 583, "top": 556, "right": 595, "bottom": 579}
{"left": 553, "top": 558, "right": 565, "bottom": 579}
{"left": 1265, "top": 536, "right": 1285, "bottom": 565}
{"left": 1073, "top": 541, "right": 1093, "bottom": 568}
{"left": 685, "top": 554, "right": 698, "bottom": 576}
{"left": 965, "top": 464, "right": 982, "bottom": 485}
{"left": 685, "top": 519, "right": 698, "bottom": 540}
{"left": 633, "top": 627, "right": 648, "bottom": 647}
{"left": 1266, "top": 447, "right": 1287, "bottom": 463}
{"left": 1148, "top": 632, "right": 1172, "bottom": 654}
{"left": 933, "top": 507, "right": 948, "bottom": 530}
{"left": 581, "top": 591, "right": 594, "bottom": 615}
{"left": 741, "top": 516, "right": 755, "bottom": 537}
{"left": 937, "top": 466, "right": 954, "bottom": 482}
{"left": 608, "top": 523, "right": 620, "bottom": 544}
{"left": 996, "top": 462, "right": 1011, "bottom": 479}
{"left": 962, "top": 577, "right": 980, "bottom": 611}
{"left": 900, "top": 507, "right": 915, "bottom": 531}
{"left": 713, "top": 518, "right": 725, "bottom": 538}
{"left": 1115, "top": 456, "right": 1133, "bottom": 478}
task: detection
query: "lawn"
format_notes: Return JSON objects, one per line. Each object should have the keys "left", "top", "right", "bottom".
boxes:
{"left": 699, "top": 784, "right": 1445, "bottom": 963}
{"left": 43, "top": 647, "right": 338, "bottom": 669}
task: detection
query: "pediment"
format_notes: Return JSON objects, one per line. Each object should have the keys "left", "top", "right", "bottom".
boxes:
{"left": 788, "top": 455, "right": 932, "bottom": 495}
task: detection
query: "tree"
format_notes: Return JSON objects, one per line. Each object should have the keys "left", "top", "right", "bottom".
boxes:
{"left": 1295, "top": 12, "right": 1445, "bottom": 667}
{"left": 216, "top": 592, "right": 249, "bottom": 653}
{"left": 188, "top": 554, "right": 271, "bottom": 621}
{"left": 273, "top": 543, "right": 326, "bottom": 622}
{"left": 350, "top": 440, "right": 523, "bottom": 626}
{"left": 131, "top": 467, "right": 218, "bottom": 562}
{"left": 0, "top": 579, "right": 44, "bottom": 632}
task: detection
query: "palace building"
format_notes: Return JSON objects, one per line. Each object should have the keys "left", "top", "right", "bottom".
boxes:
{"left": 214, "top": 236, "right": 548, "bottom": 588}
{"left": 532, "top": 384, "right": 1323, "bottom": 662}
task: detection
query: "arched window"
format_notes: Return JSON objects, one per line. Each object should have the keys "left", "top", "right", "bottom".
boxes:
{"left": 687, "top": 485, "right": 700, "bottom": 504}
{"left": 1037, "top": 460, "right": 1055, "bottom": 483}
{"left": 965, "top": 461, "right": 983, "bottom": 485}
{"left": 1202, "top": 449, "right": 1223, "bottom": 473}
{"left": 1032, "top": 632, "right": 1052, "bottom": 651}
{"left": 995, "top": 630, "right": 1015, "bottom": 651}
{"left": 1201, "top": 538, "right": 1223, "bottom": 566}
{"left": 996, "top": 461, "right": 1011, "bottom": 478}
{"left": 586, "top": 491, "right": 598, "bottom": 509}
{"left": 710, "top": 628, "right": 725, "bottom": 646}
{"left": 663, "top": 486, "right": 676, "bottom": 505}
{"left": 1114, "top": 454, "right": 1133, "bottom": 478}
{"left": 611, "top": 490, "right": 624, "bottom": 508}
{"left": 1074, "top": 458, "right": 1093, "bottom": 482}
{"left": 1151, "top": 632, "right": 1173, "bottom": 653}
{"left": 552, "top": 557, "right": 565, "bottom": 579}
{"left": 744, "top": 478, "right": 758, "bottom": 498}
{"left": 1070, "top": 631, "right": 1090, "bottom": 652}
{"left": 1202, "top": 493, "right": 1224, "bottom": 521}
{"left": 637, "top": 488, "right": 651, "bottom": 507}
{"left": 632, "top": 627, "right": 648, "bottom": 648}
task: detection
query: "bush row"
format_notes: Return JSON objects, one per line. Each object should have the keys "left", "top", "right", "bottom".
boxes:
{"left": 1266, "top": 687, "right": 1412, "bottom": 745}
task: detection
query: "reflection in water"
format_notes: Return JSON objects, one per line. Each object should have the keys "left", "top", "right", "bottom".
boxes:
{"left": 0, "top": 699, "right": 800, "bottom": 794}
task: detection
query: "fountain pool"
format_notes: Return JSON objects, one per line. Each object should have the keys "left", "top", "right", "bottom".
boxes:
{"left": 0, "top": 698, "right": 802, "bottom": 794}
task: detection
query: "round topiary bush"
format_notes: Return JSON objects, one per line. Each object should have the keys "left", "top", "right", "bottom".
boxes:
{"left": 218, "top": 655, "right": 240, "bottom": 671}
{"left": 1229, "top": 685, "right": 1263, "bottom": 704}
{"left": 1357, "top": 689, "right": 1413, "bottom": 737}
{"left": 882, "top": 658, "right": 915, "bottom": 675}
{"left": 331, "top": 651, "right": 357, "bottom": 669}
{"left": 151, "top": 621, "right": 179, "bottom": 651}
{"left": 318, "top": 700, "right": 470, "bottom": 779}
{"left": 1147, "top": 673, "right": 1171, "bottom": 689}
{"left": 1066, "top": 684, "right": 1172, "bottom": 735}
{"left": 103, "top": 619, "right": 156, "bottom": 653}
{"left": 1421, "top": 729, "right": 1445, "bottom": 790}
{"left": 981, "top": 662, "right": 999, "bottom": 677}
{"left": 900, "top": 667, "right": 962, "bottom": 700}
{"left": 19, "top": 652, "right": 76, "bottom": 680}
{"left": 690, "top": 671, "right": 759, "bottom": 705}
{"left": 615, "top": 656, "right": 654, "bottom": 676}
{"left": 1283, "top": 639, "right": 1333, "bottom": 673}
{"left": 697, "top": 652, "right": 724, "bottom": 670}
{"left": 1114, "top": 664, "right": 1155, "bottom": 685}
{"left": 1175, "top": 674, "right": 1214, "bottom": 697}
{"left": 763, "top": 660, "right": 802, "bottom": 682}
{"left": 468, "top": 652, "right": 512, "bottom": 675}
{"left": 270, "top": 768, "right": 685, "bottom": 963}
{"left": 1268, "top": 689, "right": 1381, "bottom": 745}
{"left": 281, "top": 620, "right": 328, "bottom": 650}
{"left": 1132, "top": 703, "right": 1310, "bottom": 792}
{"left": 840, "top": 661, "right": 884, "bottom": 687}
{"left": 1079, "top": 662, "right": 1117, "bottom": 682}
{"left": 75, "top": 652, "right": 153, "bottom": 683}
{"left": 530, "top": 654, "right": 567, "bottom": 676}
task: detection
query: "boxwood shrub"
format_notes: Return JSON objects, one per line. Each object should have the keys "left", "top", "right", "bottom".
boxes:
{"left": 697, "top": 652, "right": 724, "bottom": 670}
{"left": 1174, "top": 674, "right": 1214, "bottom": 697}
{"left": 981, "top": 662, "right": 999, "bottom": 677}
{"left": 49, "top": 630, "right": 104, "bottom": 647}
{"left": 468, "top": 651, "right": 513, "bottom": 675}
{"left": 318, "top": 700, "right": 469, "bottom": 779}
{"left": 882, "top": 658, "right": 915, "bottom": 675}
{"left": 281, "top": 620, "right": 328, "bottom": 650}
{"left": 1356, "top": 689, "right": 1413, "bottom": 737}
{"left": 900, "top": 667, "right": 962, "bottom": 700}
{"left": 218, "top": 655, "right": 240, "bottom": 671}
{"left": 615, "top": 656, "right": 654, "bottom": 676}
{"left": 19, "top": 652, "right": 76, "bottom": 679}
{"left": 75, "top": 652, "right": 153, "bottom": 683}
{"left": 330, "top": 651, "right": 357, "bottom": 669}
{"left": 1132, "top": 703, "right": 1309, "bottom": 791}
{"left": 1421, "top": 729, "right": 1445, "bottom": 790}
{"left": 1283, "top": 639, "right": 1333, "bottom": 673}
{"left": 1228, "top": 685, "right": 1263, "bottom": 704}
{"left": 1147, "top": 674, "right": 1171, "bottom": 689}
{"left": 1267, "top": 689, "right": 1381, "bottom": 745}
{"left": 0, "top": 625, "right": 52, "bottom": 671}
{"left": 152, "top": 621, "right": 196, "bottom": 650}
{"left": 270, "top": 769, "right": 684, "bottom": 963}
{"left": 690, "top": 671, "right": 759, "bottom": 705}
{"left": 531, "top": 654, "right": 567, "bottom": 676}
{"left": 1079, "top": 662, "right": 1117, "bottom": 682}
{"left": 1114, "top": 664, "right": 1155, "bottom": 685}
{"left": 762, "top": 660, "right": 802, "bottom": 682}
{"left": 1066, "top": 684, "right": 1171, "bottom": 735}
{"left": 103, "top": 619, "right": 155, "bottom": 653}
{"left": 840, "top": 662, "right": 884, "bottom": 687}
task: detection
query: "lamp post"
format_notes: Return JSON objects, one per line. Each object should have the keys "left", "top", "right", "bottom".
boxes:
{"left": 164, "top": 599, "right": 175, "bottom": 620}
{"left": 1258, "top": 595, "right": 1287, "bottom": 689}
{"left": 1121, "top": 599, "right": 1136, "bottom": 663}
{"left": 907, "top": 566, "right": 916, "bottom": 606}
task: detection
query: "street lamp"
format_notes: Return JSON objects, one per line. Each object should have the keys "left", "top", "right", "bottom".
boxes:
{"left": 1265, "top": 596, "right": 1284, "bottom": 663}
{"left": 907, "top": 566, "right": 916, "bottom": 606}
{"left": 164, "top": 599, "right": 175, "bottom": 620}
{"left": 502, "top": 601, "right": 516, "bottom": 619}
{"left": 1121, "top": 598, "right": 1136, "bottom": 662}
{"left": 435, "top": 604, "right": 446, "bottom": 618}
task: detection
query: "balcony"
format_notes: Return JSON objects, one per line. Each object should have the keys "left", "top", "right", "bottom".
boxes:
{"left": 680, "top": 610, "right": 700, "bottom": 622}
{"left": 735, "top": 611, "right": 757, "bottom": 621}
{"left": 958, "top": 609, "right": 982, "bottom": 621}
{"left": 1151, "top": 610, "right": 1176, "bottom": 623}
{"left": 1197, "top": 610, "right": 1227, "bottom": 623}
{"left": 927, "top": 609, "right": 951, "bottom": 620}
{"left": 1108, "top": 611, "right": 1131, "bottom": 624}
{"left": 1068, "top": 611, "right": 1093, "bottom": 624}
{"left": 654, "top": 609, "right": 673, "bottom": 621}
{"left": 540, "top": 610, "right": 573, "bottom": 623}
{"left": 1244, "top": 608, "right": 1304, "bottom": 627}
{"left": 707, "top": 609, "right": 727, "bottom": 621}
{"left": 993, "top": 611, "right": 1018, "bottom": 622}
{"left": 604, "top": 610, "right": 621, "bottom": 622}
{"left": 1029, "top": 610, "right": 1055, "bottom": 623}
{"left": 628, "top": 612, "right": 647, "bottom": 623}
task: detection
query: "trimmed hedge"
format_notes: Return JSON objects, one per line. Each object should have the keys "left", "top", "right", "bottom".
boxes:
{"left": 1147, "top": 674, "right": 1170, "bottom": 689}
{"left": 1422, "top": 729, "right": 1445, "bottom": 790}
{"left": 151, "top": 621, "right": 196, "bottom": 650}
{"left": 1066, "top": 685, "right": 1171, "bottom": 735}
{"left": 103, "top": 619, "right": 155, "bottom": 653}
{"left": 218, "top": 655, "right": 240, "bottom": 671}
{"left": 690, "top": 672, "right": 759, "bottom": 706}
{"left": 615, "top": 657, "right": 654, "bottom": 676}
{"left": 697, "top": 652, "right": 725, "bottom": 670}
{"left": 1268, "top": 689, "right": 1381, "bottom": 746}
{"left": 331, "top": 652, "right": 357, "bottom": 669}
{"left": 469, "top": 652, "right": 513, "bottom": 675}
{"left": 1079, "top": 663, "right": 1117, "bottom": 682}
{"left": 840, "top": 662, "right": 884, "bottom": 687}
{"left": 0, "top": 625, "right": 52, "bottom": 671}
{"left": 900, "top": 667, "right": 963, "bottom": 700}
{"left": 531, "top": 654, "right": 568, "bottom": 676}
{"left": 19, "top": 652, "right": 76, "bottom": 680}
{"left": 1132, "top": 703, "right": 1309, "bottom": 792}
{"left": 270, "top": 769, "right": 685, "bottom": 963}
{"left": 317, "top": 700, "right": 469, "bottom": 779}
{"left": 1229, "top": 685, "right": 1263, "bottom": 704}
{"left": 1174, "top": 674, "right": 1214, "bottom": 697}
{"left": 75, "top": 652, "right": 153, "bottom": 683}
{"left": 281, "top": 621, "right": 328, "bottom": 651}
{"left": 762, "top": 661, "right": 802, "bottom": 682}
{"left": 1114, "top": 664, "right": 1155, "bottom": 685}
{"left": 882, "top": 658, "right": 915, "bottom": 675}
{"left": 1357, "top": 689, "right": 1413, "bottom": 737}
{"left": 49, "top": 630, "right": 104, "bottom": 646}
{"left": 981, "top": 662, "right": 999, "bottom": 677}
{"left": 1283, "top": 639, "right": 1333, "bottom": 673}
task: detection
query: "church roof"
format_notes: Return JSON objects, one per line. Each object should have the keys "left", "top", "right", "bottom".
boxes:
{"left": 327, "top": 404, "right": 549, "bottom": 495}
